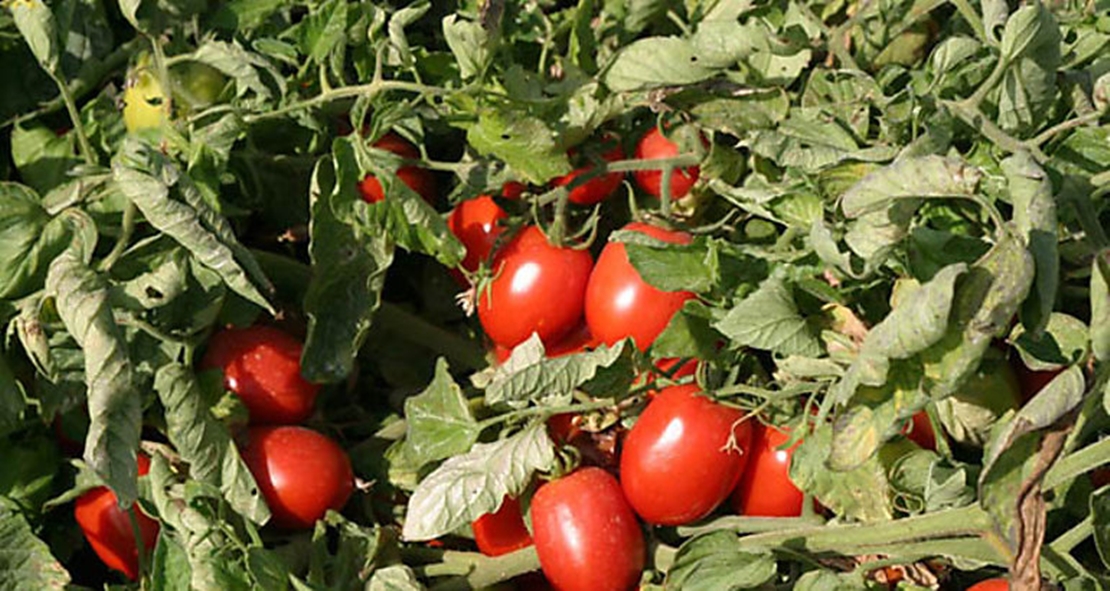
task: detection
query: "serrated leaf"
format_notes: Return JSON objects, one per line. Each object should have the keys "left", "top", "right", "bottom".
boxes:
{"left": 154, "top": 364, "right": 270, "bottom": 524}
{"left": 1011, "top": 312, "right": 1090, "bottom": 371}
{"left": 306, "top": 513, "right": 389, "bottom": 590}
{"left": 367, "top": 565, "right": 424, "bottom": 591}
{"left": 402, "top": 421, "right": 554, "bottom": 541}
{"left": 45, "top": 248, "right": 141, "bottom": 507}
{"left": 442, "top": 14, "right": 488, "bottom": 79}
{"left": 466, "top": 109, "right": 570, "bottom": 184}
{"left": 714, "top": 277, "right": 821, "bottom": 357}
{"left": 841, "top": 156, "right": 982, "bottom": 219}
{"left": 603, "top": 37, "right": 717, "bottom": 92}
{"left": 665, "top": 531, "right": 776, "bottom": 591}
{"left": 1091, "top": 251, "right": 1110, "bottom": 362}
{"left": 485, "top": 337, "right": 628, "bottom": 408}
{"left": 0, "top": 505, "right": 70, "bottom": 590}
{"left": 791, "top": 425, "right": 894, "bottom": 521}
{"left": 621, "top": 232, "right": 714, "bottom": 293}
{"left": 0, "top": 183, "right": 72, "bottom": 300}
{"left": 403, "top": 359, "right": 479, "bottom": 466}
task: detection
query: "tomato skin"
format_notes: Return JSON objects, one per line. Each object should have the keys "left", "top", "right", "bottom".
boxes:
{"left": 532, "top": 467, "right": 645, "bottom": 591}
{"left": 1012, "top": 362, "right": 1062, "bottom": 404}
{"left": 966, "top": 578, "right": 1009, "bottom": 591}
{"left": 632, "top": 127, "right": 701, "bottom": 199}
{"left": 730, "top": 424, "right": 805, "bottom": 517}
{"left": 240, "top": 426, "right": 354, "bottom": 530}
{"left": 477, "top": 226, "right": 594, "bottom": 349}
{"left": 358, "top": 132, "right": 436, "bottom": 205}
{"left": 471, "top": 496, "right": 533, "bottom": 557}
{"left": 74, "top": 455, "right": 160, "bottom": 581}
{"left": 200, "top": 325, "right": 319, "bottom": 425}
{"left": 553, "top": 145, "right": 625, "bottom": 206}
{"left": 585, "top": 223, "right": 695, "bottom": 352}
{"left": 448, "top": 195, "right": 508, "bottom": 274}
{"left": 500, "top": 181, "right": 527, "bottom": 200}
{"left": 903, "top": 411, "right": 937, "bottom": 451}
{"left": 620, "top": 384, "right": 752, "bottom": 525}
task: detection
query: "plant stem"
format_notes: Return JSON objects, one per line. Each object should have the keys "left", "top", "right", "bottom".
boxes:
{"left": 1049, "top": 515, "right": 1092, "bottom": 554}
{"left": 414, "top": 546, "right": 541, "bottom": 590}
{"left": 1027, "top": 111, "right": 1104, "bottom": 147}
{"left": 678, "top": 514, "right": 827, "bottom": 537}
{"left": 476, "top": 399, "right": 618, "bottom": 431}
{"left": 944, "top": 100, "right": 1048, "bottom": 162}
{"left": 98, "top": 203, "right": 137, "bottom": 272}
{"left": 242, "top": 80, "right": 445, "bottom": 124}
{"left": 48, "top": 69, "right": 96, "bottom": 166}
{"left": 1043, "top": 437, "right": 1110, "bottom": 489}
{"left": 948, "top": 0, "right": 989, "bottom": 45}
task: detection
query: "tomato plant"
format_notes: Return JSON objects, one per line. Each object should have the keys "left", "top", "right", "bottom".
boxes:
{"left": 471, "top": 496, "right": 533, "bottom": 557}
{"left": 448, "top": 194, "right": 508, "bottom": 277}
{"left": 902, "top": 411, "right": 937, "bottom": 451}
{"left": 966, "top": 578, "right": 1010, "bottom": 591}
{"left": 357, "top": 132, "right": 437, "bottom": 205}
{"left": 74, "top": 455, "right": 160, "bottom": 581}
{"left": 552, "top": 143, "right": 625, "bottom": 206}
{"left": 531, "top": 467, "right": 644, "bottom": 591}
{"left": 730, "top": 424, "right": 805, "bottom": 517}
{"left": 631, "top": 126, "right": 702, "bottom": 200}
{"left": 620, "top": 384, "right": 752, "bottom": 525}
{"left": 240, "top": 426, "right": 354, "bottom": 530}
{"left": 477, "top": 226, "right": 594, "bottom": 349}
{"left": 200, "top": 325, "right": 319, "bottom": 425}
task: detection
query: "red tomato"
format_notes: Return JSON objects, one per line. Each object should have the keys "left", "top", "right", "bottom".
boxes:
{"left": 448, "top": 195, "right": 508, "bottom": 274}
{"left": 1012, "top": 362, "right": 1062, "bottom": 405}
{"left": 74, "top": 454, "right": 160, "bottom": 581}
{"left": 552, "top": 145, "right": 625, "bottom": 206}
{"left": 532, "top": 467, "right": 644, "bottom": 591}
{"left": 1092, "top": 467, "right": 1110, "bottom": 489}
{"left": 200, "top": 325, "right": 319, "bottom": 425}
{"left": 500, "top": 181, "right": 527, "bottom": 200}
{"left": 585, "top": 222, "right": 695, "bottom": 352}
{"left": 358, "top": 132, "right": 436, "bottom": 205}
{"left": 493, "top": 323, "right": 596, "bottom": 364}
{"left": 620, "top": 384, "right": 752, "bottom": 525}
{"left": 472, "top": 496, "right": 533, "bottom": 557}
{"left": 240, "top": 426, "right": 354, "bottom": 529}
{"left": 966, "top": 578, "right": 1009, "bottom": 591}
{"left": 902, "top": 411, "right": 937, "bottom": 451}
{"left": 477, "top": 226, "right": 594, "bottom": 349}
{"left": 632, "top": 126, "right": 702, "bottom": 199}
{"left": 730, "top": 424, "right": 805, "bottom": 517}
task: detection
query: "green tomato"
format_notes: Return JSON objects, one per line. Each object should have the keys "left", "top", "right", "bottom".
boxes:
{"left": 935, "top": 349, "right": 1021, "bottom": 447}
{"left": 172, "top": 61, "right": 227, "bottom": 111}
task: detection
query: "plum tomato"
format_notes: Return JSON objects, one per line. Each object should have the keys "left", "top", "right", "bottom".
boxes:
{"left": 532, "top": 467, "right": 644, "bottom": 591}
{"left": 632, "top": 126, "right": 702, "bottom": 200}
{"left": 902, "top": 410, "right": 937, "bottom": 451}
{"left": 585, "top": 222, "right": 695, "bottom": 352}
{"left": 966, "top": 578, "right": 1009, "bottom": 591}
{"left": 620, "top": 384, "right": 752, "bottom": 525}
{"left": 240, "top": 426, "right": 354, "bottom": 529}
{"left": 448, "top": 195, "right": 508, "bottom": 274}
{"left": 552, "top": 144, "right": 625, "bottom": 206}
{"left": 730, "top": 424, "right": 805, "bottom": 517}
{"left": 358, "top": 132, "right": 436, "bottom": 205}
{"left": 471, "top": 496, "right": 533, "bottom": 557}
{"left": 74, "top": 454, "right": 160, "bottom": 581}
{"left": 477, "top": 226, "right": 594, "bottom": 350}
{"left": 200, "top": 325, "right": 319, "bottom": 425}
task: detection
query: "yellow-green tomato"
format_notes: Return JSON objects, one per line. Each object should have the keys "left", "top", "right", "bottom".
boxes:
{"left": 123, "top": 68, "right": 169, "bottom": 133}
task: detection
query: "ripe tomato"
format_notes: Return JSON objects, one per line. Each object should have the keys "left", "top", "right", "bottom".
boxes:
{"left": 966, "top": 578, "right": 1009, "bottom": 591}
{"left": 240, "top": 426, "right": 354, "bottom": 529}
{"left": 448, "top": 195, "right": 508, "bottom": 274}
{"left": 620, "top": 384, "right": 752, "bottom": 525}
{"left": 500, "top": 181, "right": 527, "bottom": 200}
{"left": 531, "top": 467, "right": 644, "bottom": 591}
{"left": 585, "top": 222, "right": 695, "bottom": 352}
{"left": 632, "top": 126, "right": 702, "bottom": 200}
{"left": 492, "top": 322, "right": 595, "bottom": 364}
{"left": 74, "top": 454, "right": 160, "bottom": 581}
{"left": 477, "top": 226, "right": 594, "bottom": 349}
{"left": 200, "top": 325, "right": 319, "bottom": 425}
{"left": 902, "top": 411, "right": 937, "bottom": 451}
{"left": 358, "top": 132, "right": 436, "bottom": 205}
{"left": 730, "top": 424, "right": 805, "bottom": 517}
{"left": 1012, "top": 361, "right": 1062, "bottom": 404}
{"left": 471, "top": 496, "right": 533, "bottom": 557}
{"left": 552, "top": 144, "right": 625, "bottom": 206}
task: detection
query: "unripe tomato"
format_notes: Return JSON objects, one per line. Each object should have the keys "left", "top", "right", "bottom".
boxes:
{"left": 74, "top": 454, "right": 160, "bottom": 581}
{"left": 552, "top": 145, "right": 625, "bottom": 206}
{"left": 620, "top": 384, "right": 752, "bottom": 525}
{"left": 730, "top": 424, "right": 805, "bottom": 517}
{"left": 632, "top": 126, "right": 702, "bottom": 199}
{"left": 200, "top": 325, "right": 319, "bottom": 425}
{"left": 358, "top": 133, "right": 436, "bottom": 205}
{"left": 123, "top": 68, "right": 169, "bottom": 133}
{"left": 477, "top": 226, "right": 594, "bottom": 350}
{"left": 532, "top": 467, "right": 644, "bottom": 591}
{"left": 240, "top": 426, "right": 354, "bottom": 530}
{"left": 471, "top": 496, "right": 533, "bottom": 557}
{"left": 171, "top": 61, "right": 227, "bottom": 110}
{"left": 448, "top": 195, "right": 508, "bottom": 274}
{"left": 966, "top": 578, "right": 1009, "bottom": 591}
{"left": 585, "top": 223, "right": 695, "bottom": 352}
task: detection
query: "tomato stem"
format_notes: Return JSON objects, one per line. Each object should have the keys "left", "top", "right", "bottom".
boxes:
{"left": 241, "top": 80, "right": 447, "bottom": 125}
{"left": 404, "top": 546, "right": 541, "bottom": 590}
{"left": 475, "top": 398, "right": 617, "bottom": 432}
{"left": 1043, "top": 437, "right": 1110, "bottom": 490}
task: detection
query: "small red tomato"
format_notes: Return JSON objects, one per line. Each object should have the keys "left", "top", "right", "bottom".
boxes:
{"left": 532, "top": 467, "right": 644, "bottom": 591}
{"left": 200, "top": 325, "right": 319, "bottom": 425}
{"left": 553, "top": 145, "right": 625, "bottom": 206}
{"left": 902, "top": 411, "right": 937, "bottom": 451}
{"left": 472, "top": 496, "right": 533, "bottom": 557}
{"left": 240, "top": 426, "right": 354, "bottom": 529}
{"left": 74, "top": 454, "right": 160, "bottom": 581}
{"left": 1012, "top": 362, "right": 1062, "bottom": 405}
{"left": 730, "top": 424, "right": 805, "bottom": 517}
{"left": 500, "top": 181, "right": 527, "bottom": 200}
{"left": 620, "top": 384, "right": 752, "bottom": 525}
{"left": 1092, "top": 467, "right": 1110, "bottom": 489}
{"left": 448, "top": 195, "right": 508, "bottom": 274}
{"left": 966, "top": 578, "right": 1009, "bottom": 591}
{"left": 585, "top": 222, "right": 695, "bottom": 352}
{"left": 477, "top": 226, "right": 594, "bottom": 350}
{"left": 358, "top": 132, "right": 436, "bottom": 205}
{"left": 632, "top": 126, "right": 702, "bottom": 200}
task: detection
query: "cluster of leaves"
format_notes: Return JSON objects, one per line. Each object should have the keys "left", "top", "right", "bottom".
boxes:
{"left": 0, "top": 0, "right": 1108, "bottom": 589}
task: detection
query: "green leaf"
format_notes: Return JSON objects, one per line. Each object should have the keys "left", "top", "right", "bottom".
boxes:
{"left": 297, "top": 0, "right": 347, "bottom": 64}
{"left": 1011, "top": 312, "right": 1090, "bottom": 371}
{"left": 10, "top": 122, "right": 80, "bottom": 195}
{"left": 0, "top": 355, "right": 25, "bottom": 439}
{"left": 791, "top": 425, "right": 894, "bottom": 521}
{"left": 998, "top": 2, "right": 1059, "bottom": 65}
{"left": 841, "top": 156, "right": 981, "bottom": 219}
{"left": 714, "top": 277, "right": 822, "bottom": 357}
{"left": 0, "top": 433, "right": 60, "bottom": 512}
{"left": 651, "top": 300, "right": 721, "bottom": 360}
{"left": 665, "top": 531, "right": 777, "bottom": 591}
{"left": 402, "top": 421, "right": 554, "bottom": 541}
{"left": 403, "top": 359, "right": 479, "bottom": 467}
{"left": 1091, "top": 251, "right": 1110, "bottom": 362}
{"left": 828, "top": 363, "right": 927, "bottom": 471}
{"left": 44, "top": 247, "right": 142, "bottom": 507}
{"left": 1094, "top": 485, "right": 1110, "bottom": 569}
{"left": 0, "top": 505, "right": 70, "bottom": 589}
{"left": 603, "top": 37, "right": 717, "bottom": 92}
{"left": 1002, "top": 152, "right": 1057, "bottom": 337}
{"left": 687, "top": 89, "right": 790, "bottom": 136}
{"left": 442, "top": 14, "right": 489, "bottom": 79}
{"left": 621, "top": 232, "right": 715, "bottom": 293}
{"left": 483, "top": 336, "right": 628, "bottom": 408}
{"left": 154, "top": 364, "right": 270, "bottom": 524}
{"left": 150, "top": 533, "right": 193, "bottom": 591}
{"left": 0, "top": 183, "right": 72, "bottom": 300}
{"left": 367, "top": 565, "right": 424, "bottom": 591}
{"left": 9, "top": 0, "right": 60, "bottom": 74}
{"left": 995, "top": 3, "right": 1060, "bottom": 133}
{"left": 792, "top": 569, "right": 869, "bottom": 591}
{"left": 306, "top": 513, "right": 388, "bottom": 590}
{"left": 466, "top": 108, "right": 570, "bottom": 184}
{"left": 192, "top": 40, "right": 284, "bottom": 101}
